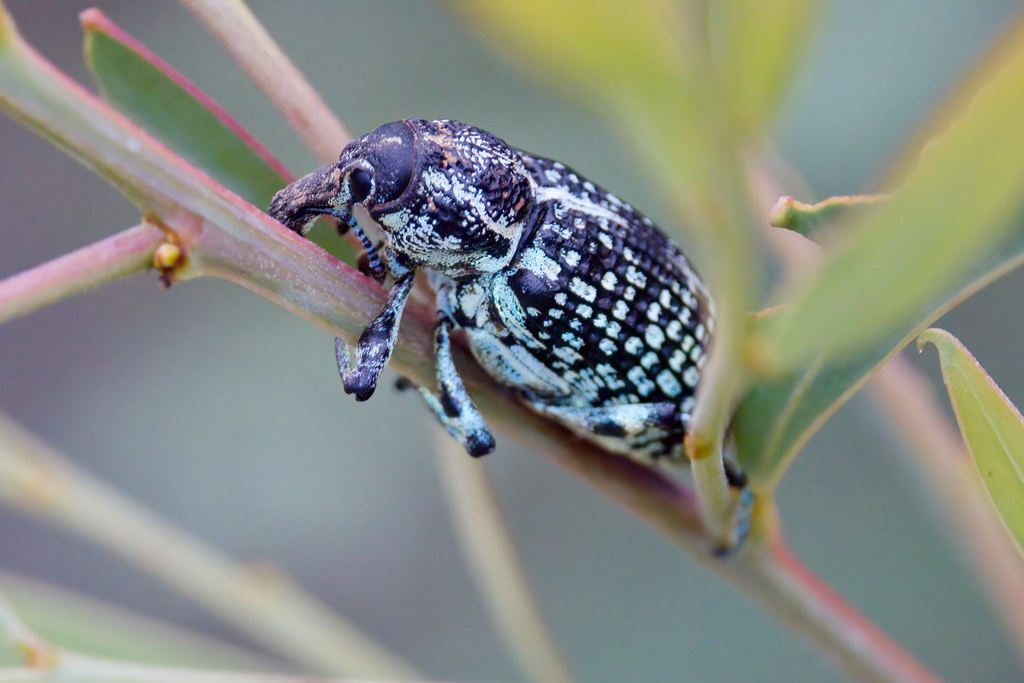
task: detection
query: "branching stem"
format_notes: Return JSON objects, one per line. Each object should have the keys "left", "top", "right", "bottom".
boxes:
{"left": 0, "top": 224, "right": 163, "bottom": 325}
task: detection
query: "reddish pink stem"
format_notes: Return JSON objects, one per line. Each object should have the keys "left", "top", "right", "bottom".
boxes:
{"left": 0, "top": 224, "right": 165, "bottom": 325}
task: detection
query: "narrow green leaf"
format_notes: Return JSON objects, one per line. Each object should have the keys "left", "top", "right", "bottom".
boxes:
{"left": 762, "top": 18, "right": 1024, "bottom": 372}
{"left": 735, "top": 218, "right": 1024, "bottom": 488}
{"left": 918, "top": 329, "right": 1024, "bottom": 555}
{"left": 81, "top": 9, "right": 289, "bottom": 209}
{"left": 770, "top": 194, "right": 886, "bottom": 243}
{"left": 712, "top": 0, "right": 818, "bottom": 132}
{"left": 0, "top": 573, "right": 267, "bottom": 667}
{"left": 454, "top": 0, "right": 718, "bottom": 189}
{"left": 80, "top": 10, "right": 354, "bottom": 262}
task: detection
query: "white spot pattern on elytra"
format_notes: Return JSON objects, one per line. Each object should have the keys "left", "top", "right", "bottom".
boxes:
{"left": 656, "top": 369, "right": 682, "bottom": 398}
{"left": 569, "top": 277, "right": 597, "bottom": 302}
{"left": 644, "top": 325, "right": 665, "bottom": 350}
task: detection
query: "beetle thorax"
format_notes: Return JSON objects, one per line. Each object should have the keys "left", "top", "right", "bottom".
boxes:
{"left": 372, "top": 153, "right": 536, "bottom": 279}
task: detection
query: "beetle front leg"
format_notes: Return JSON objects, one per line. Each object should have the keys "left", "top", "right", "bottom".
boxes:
{"left": 336, "top": 272, "right": 415, "bottom": 401}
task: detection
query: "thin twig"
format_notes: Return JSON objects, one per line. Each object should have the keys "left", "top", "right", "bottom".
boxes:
{"left": 0, "top": 224, "right": 164, "bottom": 325}
{"left": 179, "top": 0, "right": 350, "bottom": 163}
{"left": 0, "top": 411, "right": 421, "bottom": 680}
{"left": 433, "top": 428, "right": 575, "bottom": 683}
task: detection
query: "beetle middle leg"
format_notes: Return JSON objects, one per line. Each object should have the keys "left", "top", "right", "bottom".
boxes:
{"left": 397, "top": 313, "right": 495, "bottom": 457}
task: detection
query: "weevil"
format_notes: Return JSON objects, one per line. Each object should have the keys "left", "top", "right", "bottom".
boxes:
{"left": 269, "top": 119, "right": 740, "bottom": 483}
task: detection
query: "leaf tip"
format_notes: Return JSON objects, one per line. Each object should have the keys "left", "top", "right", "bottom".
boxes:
{"left": 769, "top": 195, "right": 799, "bottom": 229}
{"left": 78, "top": 8, "right": 107, "bottom": 32}
{"left": 916, "top": 327, "right": 953, "bottom": 354}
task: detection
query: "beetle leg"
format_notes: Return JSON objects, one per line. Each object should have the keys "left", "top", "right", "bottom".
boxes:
{"left": 525, "top": 401, "right": 680, "bottom": 445}
{"left": 396, "top": 316, "right": 495, "bottom": 457}
{"left": 528, "top": 399, "right": 751, "bottom": 550}
{"left": 335, "top": 272, "right": 415, "bottom": 401}
{"left": 433, "top": 315, "right": 495, "bottom": 456}
{"left": 527, "top": 401, "right": 744, "bottom": 479}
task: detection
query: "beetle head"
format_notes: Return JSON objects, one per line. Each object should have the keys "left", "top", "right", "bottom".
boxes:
{"left": 268, "top": 121, "right": 416, "bottom": 235}
{"left": 269, "top": 119, "right": 536, "bottom": 278}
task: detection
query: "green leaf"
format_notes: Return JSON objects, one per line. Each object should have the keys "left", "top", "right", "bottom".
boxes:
{"left": 81, "top": 9, "right": 289, "bottom": 210}
{"left": 770, "top": 194, "right": 886, "bottom": 243}
{"left": 455, "top": 0, "right": 717, "bottom": 189}
{"left": 761, "top": 18, "right": 1024, "bottom": 372}
{"left": 918, "top": 329, "right": 1024, "bottom": 555}
{"left": 80, "top": 10, "right": 355, "bottom": 263}
{"left": 455, "top": 0, "right": 697, "bottom": 100}
{"left": 0, "top": 572, "right": 268, "bottom": 667}
{"left": 735, "top": 219, "right": 1024, "bottom": 489}
{"left": 712, "top": 0, "right": 818, "bottom": 133}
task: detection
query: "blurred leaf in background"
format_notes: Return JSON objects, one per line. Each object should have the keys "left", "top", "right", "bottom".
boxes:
{"left": 919, "top": 328, "right": 1024, "bottom": 556}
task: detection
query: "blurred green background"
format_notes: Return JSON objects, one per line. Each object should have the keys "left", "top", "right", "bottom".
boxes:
{"left": 1, "top": 1, "right": 1023, "bottom": 680}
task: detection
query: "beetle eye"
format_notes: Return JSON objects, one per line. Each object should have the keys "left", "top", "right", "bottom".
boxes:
{"left": 348, "top": 168, "right": 373, "bottom": 203}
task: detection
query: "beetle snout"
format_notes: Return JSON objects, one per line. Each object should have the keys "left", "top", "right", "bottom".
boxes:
{"left": 269, "top": 163, "right": 348, "bottom": 235}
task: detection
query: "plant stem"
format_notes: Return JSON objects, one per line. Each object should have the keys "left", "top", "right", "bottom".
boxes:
{"left": 433, "top": 429, "right": 575, "bottom": 683}
{"left": 0, "top": 412, "right": 421, "bottom": 680}
{"left": 0, "top": 224, "right": 163, "bottom": 325}
{"left": 728, "top": 523, "right": 940, "bottom": 683}
{"left": 179, "top": 0, "right": 350, "bottom": 163}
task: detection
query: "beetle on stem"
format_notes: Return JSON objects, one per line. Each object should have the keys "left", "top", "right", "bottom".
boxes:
{"left": 269, "top": 119, "right": 740, "bottom": 487}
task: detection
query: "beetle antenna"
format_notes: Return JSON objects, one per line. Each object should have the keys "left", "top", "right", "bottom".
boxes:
{"left": 341, "top": 213, "right": 387, "bottom": 284}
